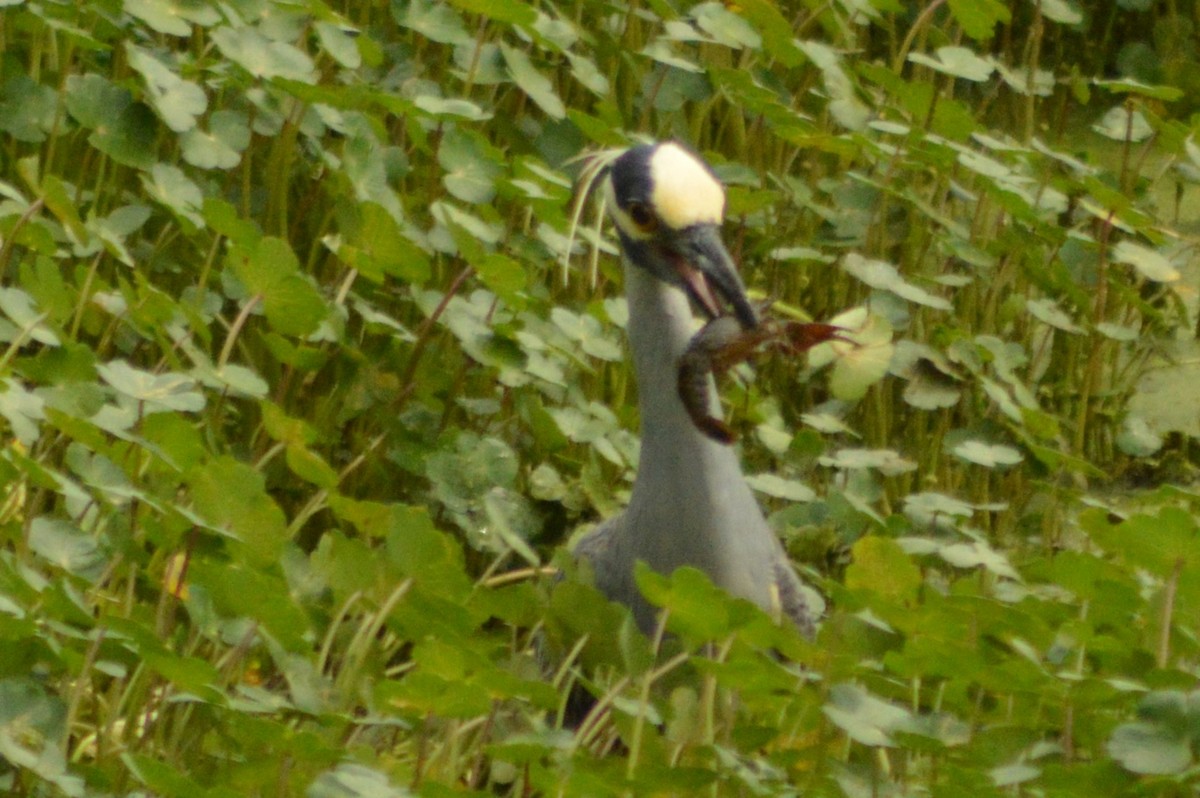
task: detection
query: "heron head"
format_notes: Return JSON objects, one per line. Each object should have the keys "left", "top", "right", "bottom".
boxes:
{"left": 604, "top": 142, "right": 758, "bottom": 330}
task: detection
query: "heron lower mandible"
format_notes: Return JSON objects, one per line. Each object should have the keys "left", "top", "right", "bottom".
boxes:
{"left": 574, "top": 141, "right": 821, "bottom": 638}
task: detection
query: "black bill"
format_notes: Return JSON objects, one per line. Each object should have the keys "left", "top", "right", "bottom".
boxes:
{"left": 664, "top": 224, "right": 759, "bottom": 330}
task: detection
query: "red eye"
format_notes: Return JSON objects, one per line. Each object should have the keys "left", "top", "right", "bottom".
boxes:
{"left": 627, "top": 202, "right": 657, "bottom": 230}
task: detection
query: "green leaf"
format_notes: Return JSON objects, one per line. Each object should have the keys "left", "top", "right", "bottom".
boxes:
{"left": 550, "top": 307, "right": 621, "bottom": 361}
{"left": 951, "top": 440, "right": 1023, "bottom": 467}
{"left": 64, "top": 73, "right": 129, "bottom": 130}
{"left": 181, "top": 110, "right": 251, "bottom": 170}
{"left": 140, "top": 163, "right": 204, "bottom": 230}
{"left": 90, "top": 204, "right": 152, "bottom": 266}
{"left": 210, "top": 26, "right": 316, "bottom": 81}
{"left": 338, "top": 201, "right": 430, "bottom": 283}
{"left": 947, "top": 0, "right": 1010, "bottom": 40}
{"left": 807, "top": 307, "right": 896, "bottom": 401}
{"left": 36, "top": 174, "right": 88, "bottom": 246}
{"left": 903, "top": 491, "right": 974, "bottom": 523}
{"left": 447, "top": 0, "right": 536, "bottom": 25}
{"left": 1026, "top": 297, "right": 1083, "bottom": 332}
{"left": 990, "top": 762, "right": 1041, "bottom": 787}
{"left": 528, "top": 10, "right": 577, "bottom": 50}
{"left": 426, "top": 433, "right": 533, "bottom": 549}
{"left": 800, "top": 412, "right": 857, "bottom": 435}
{"left": 123, "top": 753, "right": 206, "bottom": 798}
{"left": 842, "top": 254, "right": 952, "bottom": 310}
{"left": 98, "top": 106, "right": 158, "bottom": 169}
{"left": 1093, "top": 507, "right": 1199, "bottom": 573}
{"left": 127, "top": 44, "right": 207, "bottom": 132}
{"left": 1116, "top": 415, "right": 1162, "bottom": 457}
{"left": 382, "top": 506, "right": 471, "bottom": 594}
{"left": 846, "top": 536, "right": 921, "bottom": 605}
{"left": 823, "top": 683, "right": 913, "bottom": 747}
{"left": 63, "top": 74, "right": 156, "bottom": 168}
{"left": 473, "top": 253, "right": 528, "bottom": 308}
{"left": 0, "top": 379, "right": 46, "bottom": 446}
{"left": 819, "top": 447, "right": 916, "bottom": 475}
{"left": 0, "top": 679, "right": 81, "bottom": 796}
{"left": 482, "top": 488, "right": 541, "bottom": 565}
{"left": 350, "top": 298, "right": 416, "bottom": 339}
{"left": 314, "top": 21, "right": 361, "bottom": 69}
{"left": 744, "top": 473, "right": 815, "bottom": 502}
{"left": 412, "top": 94, "right": 490, "bottom": 121}
{"left": 191, "top": 359, "right": 269, "bottom": 399}
{"left": 63, "top": 444, "right": 142, "bottom": 506}
{"left": 97, "top": 360, "right": 205, "bottom": 413}
{"left": 908, "top": 46, "right": 995, "bottom": 81}
{"left": 0, "top": 287, "right": 59, "bottom": 346}
{"left": 798, "top": 40, "right": 870, "bottom": 130}
{"left": 938, "top": 541, "right": 1020, "bottom": 579}
{"left": 567, "top": 109, "right": 628, "bottom": 145}
{"left": 308, "top": 762, "right": 410, "bottom": 798}
{"left": 564, "top": 52, "right": 609, "bottom": 95}
{"left": 260, "top": 401, "right": 316, "bottom": 446}
{"left": 187, "top": 456, "right": 289, "bottom": 565}
{"left": 438, "top": 127, "right": 502, "bottom": 204}
{"left": 1095, "top": 78, "right": 1184, "bottom": 102}
{"left": 202, "top": 197, "right": 261, "bottom": 247}
{"left": 285, "top": 443, "right": 338, "bottom": 489}
{"left": 140, "top": 649, "right": 221, "bottom": 695}
{"left": 396, "top": 0, "right": 471, "bottom": 44}
{"left": 0, "top": 75, "right": 58, "bottom": 143}
{"left": 124, "top": 0, "right": 219, "bottom": 35}
{"left": 635, "top": 564, "right": 736, "bottom": 644}
{"left": 310, "top": 531, "right": 391, "bottom": 603}
{"left": 1039, "top": 0, "right": 1083, "bottom": 24}
{"left": 1111, "top": 240, "right": 1180, "bottom": 282}
{"left": 187, "top": 558, "right": 311, "bottom": 650}
{"left": 528, "top": 462, "right": 566, "bottom": 501}
{"left": 229, "top": 237, "right": 329, "bottom": 335}
{"left": 1092, "top": 105, "right": 1153, "bottom": 142}
{"left": 141, "top": 412, "right": 206, "bottom": 472}
{"left": 1108, "top": 720, "right": 1192, "bottom": 775}
{"left": 693, "top": 3, "right": 761, "bottom": 49}
{"left": 901, "top": 367, "right": 961, "bottom": 410}
{"left": 500, "top": 42, "right": 565, "bottom": 119}
{"left": 28, "top": 518, "right": 107, "bottom": 580}
{"left": 1096, "top": 321, "right": 1138, "bottom": 341}
{"left": 734, "top": 0, "right": 803, "bottom": 66}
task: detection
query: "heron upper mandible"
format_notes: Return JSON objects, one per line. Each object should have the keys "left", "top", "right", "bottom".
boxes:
{"left": 574, "top": 141, "right": 820, "bottom": 638}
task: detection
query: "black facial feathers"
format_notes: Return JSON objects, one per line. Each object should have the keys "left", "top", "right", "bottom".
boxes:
{"left": 607, "top": 144, "right": 657, "bottom": 212}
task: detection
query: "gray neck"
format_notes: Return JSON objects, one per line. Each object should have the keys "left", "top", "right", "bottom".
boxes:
{"left": 622, "top": 263, "right": 779, "bottom": 581}
{"left": 625, "top": 264, "right": 732, "bottom": 490}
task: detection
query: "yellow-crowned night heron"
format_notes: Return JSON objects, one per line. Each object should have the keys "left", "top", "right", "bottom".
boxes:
{"left": 574, "top": 141, "right": 819, "bottom": 638}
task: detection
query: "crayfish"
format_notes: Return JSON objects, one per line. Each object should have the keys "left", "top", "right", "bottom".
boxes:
{"left": 678, "top": 315, "right": 850, "bottom": 444}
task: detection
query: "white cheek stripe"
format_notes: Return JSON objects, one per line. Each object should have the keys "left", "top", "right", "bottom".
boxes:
{"left": 649, "top": 143, "right": 725, "bottom": 229}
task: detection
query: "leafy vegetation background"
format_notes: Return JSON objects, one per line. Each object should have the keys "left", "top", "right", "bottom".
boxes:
{"left": 2, "top": 0, "right": 1200, "bottom": 794}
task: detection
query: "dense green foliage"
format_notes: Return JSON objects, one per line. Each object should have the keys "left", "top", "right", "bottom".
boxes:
{"left": 2, "top": 0, "right": 1200, "bottom": 794}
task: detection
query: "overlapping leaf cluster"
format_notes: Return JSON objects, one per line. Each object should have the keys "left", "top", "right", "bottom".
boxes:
{"left": 1, "top": 0, "right": 1199, "bottom": 795}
